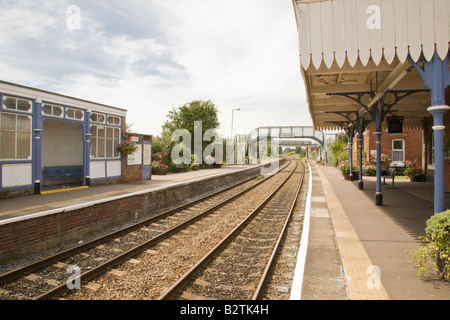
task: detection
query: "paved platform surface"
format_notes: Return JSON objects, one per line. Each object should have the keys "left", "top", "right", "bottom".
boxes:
{"left": 0, "top": 165, "right": 252, "bottom": 222}
{"left": 302, "top": 161, "right": 450, "bottom": 300}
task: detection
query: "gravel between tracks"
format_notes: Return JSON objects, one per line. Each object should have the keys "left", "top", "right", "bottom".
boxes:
{"left": 61, "top": 163, "right": 297, "bottom": 300}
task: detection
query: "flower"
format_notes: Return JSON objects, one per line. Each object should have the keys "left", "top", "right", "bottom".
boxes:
{"left": 337, "top": 160, "right": 358, "bottom": 174}
{"left": 158, "top": 164, "right": 168, "bottom": 169}
{"left": 116, "top": 140, "right": 138, "bottom": 153}
{"left": 404, "top": 160, "right": 424, "bottom": 180}
{"left": 191, "top": 163, "right": 200, "bottom": 167}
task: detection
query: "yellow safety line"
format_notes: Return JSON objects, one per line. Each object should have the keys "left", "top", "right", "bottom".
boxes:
{"left": 40, "top": 186, "right": 90, "bottom": 195}
{"left": 315, "top": 163, "right": 390, "bottom": 300}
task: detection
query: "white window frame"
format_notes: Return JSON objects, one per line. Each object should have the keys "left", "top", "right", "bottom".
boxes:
{"left": 90, "top": 112, "right": 106, "bottom": 124}
{"left": 42, "top": 103, "right": 64, "bottom": 118}
{"left": 0, "top": 111, "right": 32, "bottom": 161}
{"left": 90, "top": 124, "right": 121, "bottom": 159}
{"left": 391, "top": 139, "right": 405, "bottom": 166}
{"left": 3, "top": 96, "right": 33, "bottom": 114}
{"left": 66, "top": 107, "right": 84, "bottom": 121}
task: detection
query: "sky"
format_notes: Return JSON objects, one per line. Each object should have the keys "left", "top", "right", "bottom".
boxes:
{"left": 0, "top": 0, "right": 311, "bottom": 137}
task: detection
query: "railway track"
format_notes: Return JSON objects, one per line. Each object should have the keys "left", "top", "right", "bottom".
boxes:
{"left": 158, "top": 160, "right": 306, "bottom": 300}
{"left": 0, "top": 160, "right": 293, "bottom": 300}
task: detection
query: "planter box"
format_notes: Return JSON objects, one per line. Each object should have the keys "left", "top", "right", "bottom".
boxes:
{"left": 343, "top": 172, "right": 359, "bottom": 180}
{"left": 155, "top": 167, "right": 168, "bottom": 175}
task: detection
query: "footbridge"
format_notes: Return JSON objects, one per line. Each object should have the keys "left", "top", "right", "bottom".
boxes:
{"left": 243, "top": 126, "right": 328, "bottom": 163}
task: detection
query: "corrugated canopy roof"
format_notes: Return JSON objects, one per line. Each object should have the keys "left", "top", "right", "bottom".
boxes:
{"left": 293, "top": 0, "right": 450, "bottom": 131}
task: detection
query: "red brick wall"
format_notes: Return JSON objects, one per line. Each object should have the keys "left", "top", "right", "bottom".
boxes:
{"left": 121, "top": 134, "right": 152, "bottom": 183}
{"left": 353, "top": 128, "right": 423, "bottom": 167}
{"left": 0, "top": 164, "right": 265, "bottom": 264}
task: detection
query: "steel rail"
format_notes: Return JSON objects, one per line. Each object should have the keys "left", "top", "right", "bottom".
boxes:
{"left": 157, "top": 160, "right": 299, "bottom": 300}
{"left": 33, "top": 160, "right": 292, "bottom": 300}
{"left": 0, "top": 160, "right": 287, "bottom": 287}
{"left": 252, "top": 161, "right": 306, "bottom": 300}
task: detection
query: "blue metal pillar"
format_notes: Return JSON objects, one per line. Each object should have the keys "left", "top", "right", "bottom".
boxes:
{"left": 348, "top": 128, "right": 355, "bottom": 181}
{"left": 33, "top": 101, "right": 43, "bottom": 194}
{"left": 410, "top": 53, "right": 450, "bottom": 213}
{"left": 427, "top": 54, "right": 450, "bottom": 214}
{"left": 358, "top": 136, "right": 364, "bottom": 189}
{"left": 375, "top": 131, "right": 383, "bottom": 206}
{"left": 84, "top": 112, "right": 91, "bottom": 187}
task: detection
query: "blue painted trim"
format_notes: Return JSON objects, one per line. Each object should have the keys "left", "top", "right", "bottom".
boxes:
{"left": 83, "top": 111, "right": 91, "bottom": 186}
{"left": 0, "top": 184, "right": 34, "bottom": 192}
{"left": 33, "top": 101, "right": 43, "bottom": 193}
{"left": 410, "top": 52, "right": 450, "bottom": 214}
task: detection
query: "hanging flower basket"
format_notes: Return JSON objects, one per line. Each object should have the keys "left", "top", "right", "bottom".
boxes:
{"left": 117, "top": 140, "right": 138, "bottom": 155}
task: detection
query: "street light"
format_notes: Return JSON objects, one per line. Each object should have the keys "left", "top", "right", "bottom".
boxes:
{"left": 231, "top": 108, "right": 241, "bottom": 140}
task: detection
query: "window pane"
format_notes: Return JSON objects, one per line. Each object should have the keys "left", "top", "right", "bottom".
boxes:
{"left": 106, "top": 139, "right": 113, "bottom": 158}
{"left": 106, "top": 127, "right": 113, "bottom": 138}
{"left": 97, "top": 126, "right": 106, "bottom": 138}
{"left": 98, "top": 137, "right": 105, "bottom": 158}
{"left": 0, "top": 131, "right": 15, "bottom": 159}
{"left": 90, "top": 113, "right": 97, "bottom": 122}
{"left": 90, "top": 137, "right": 97, "bottom": 158}
{"left": 17, "top": 99, "right": 32, "bottom": 112}
{"left": 1, "top": 113, "right": 16, "bottom": 130}
{"left": 393, "top": 151, "right": 403, "bottom": 162}
{"left": 393, "top": 140, "right": 403, "bottom": 150}
{"left": 114, "top": 138, "right": 120, "bottom": 157}
{"left": 42, "top": 104, "right": 52, "bottom": 115}
{"left": 17, "top": 116, "right": 31, "bottom": 132}
{"left": 17, "top": 132, "right": 31, "bottom": 159}
{"left": 114, "top": 128, "right": 120, "bottom": 139}
{"left": 53, "top": 106, "right": 63, "bottom": 117}
{"left": 75, "top": 110, "right": 83, "bottom": 120}
{"left": 90, "top": 125, "right": 97, "bottom": 137}
{"left": 66, "top": 108, "right": 75, "bottom": 118}
{"left": 3, "top": 97, "right": 16, "bottom": 110}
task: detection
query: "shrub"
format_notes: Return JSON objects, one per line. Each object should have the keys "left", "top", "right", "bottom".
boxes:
{"left": 404, "top": 160, "right": 424, "bottom": 181}
{"left": 408, "top": 210, "right": 450, "bottom": 280}
{"left": 363, "top": 163, "right": 377, "bottom": 176}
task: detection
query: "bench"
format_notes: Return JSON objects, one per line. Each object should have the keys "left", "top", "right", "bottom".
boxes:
{"left": 44, "top": 165, "right": 83, "bottom": 185}
{"left": 381, "top": 168, "right": 398, "bottom": 188}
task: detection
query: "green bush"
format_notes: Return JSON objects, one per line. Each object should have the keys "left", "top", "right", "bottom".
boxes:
{"left": 408, "top": 210, "right": 450, "bottom": 280}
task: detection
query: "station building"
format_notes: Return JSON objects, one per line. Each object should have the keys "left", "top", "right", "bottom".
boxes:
{"left": 0, "top": 81, "right": 150, "bottom": 199}
{"left": 292, "top": 0, "right": 450, "bottom": 213}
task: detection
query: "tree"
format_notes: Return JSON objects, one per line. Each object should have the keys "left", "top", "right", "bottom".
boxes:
{"left": 162, "top": 100, "right": 221, "bottom": 165}
{"left": 330, "top": 132, "right": 349, "bottom": 166}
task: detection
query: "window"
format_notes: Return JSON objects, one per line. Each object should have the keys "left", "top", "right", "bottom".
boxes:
{"left": 3, "top": 96, "right": 32, "bottom": 113}
{"left": 90, "top": 125, "right": 120, "bottom": 159}
{"left": 392, "top": 139, "right": 405, "bottom": 163}
{"left": 42, "top": 104, "right": 63, "bottom": 117}
{"left": 107, "top": 115, "right": 121, "bottom": 126}
{"left": 66, "top": 108, "right": 84, "bottom": 120}
{"left": 90, "top": 113, "right": 105, "bottom": 124}
{"left": 0, "top": 112, "right": 32, "bottom": 160}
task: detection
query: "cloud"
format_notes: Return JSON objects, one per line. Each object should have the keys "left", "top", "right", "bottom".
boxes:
{"left": 0, "top": 0, "right": 309, "bottom": 136}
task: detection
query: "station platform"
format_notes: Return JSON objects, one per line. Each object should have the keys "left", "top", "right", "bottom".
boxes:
{"left": 301, "top": 161, "right": 450, "bottom": 300}
{"left": 0, "top": 165, "right": 253, "bottom": 223}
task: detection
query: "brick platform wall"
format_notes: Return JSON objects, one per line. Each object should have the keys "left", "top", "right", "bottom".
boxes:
{"left": 0, "top": 164, "right": 271, "bottom": 264}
